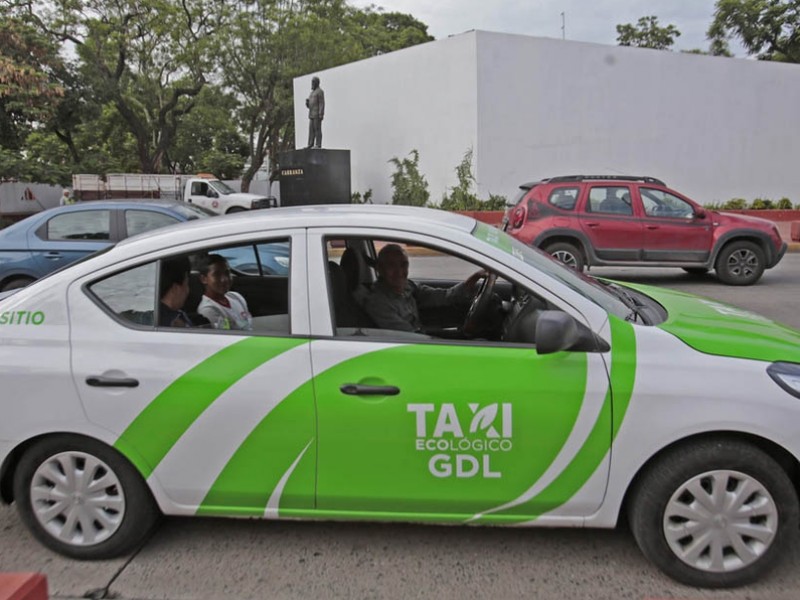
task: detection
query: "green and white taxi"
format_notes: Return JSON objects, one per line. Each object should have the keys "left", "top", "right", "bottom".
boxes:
{"left": 1, "top": 205, "right": 799, "bottom": 588}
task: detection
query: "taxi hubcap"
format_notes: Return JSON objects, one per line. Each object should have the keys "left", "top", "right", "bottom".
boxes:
{"left": 663, "top": 470, "right": 777, "bottom": 573}
{"left": 30, "top": 451, "right": 125, "bottom": 546}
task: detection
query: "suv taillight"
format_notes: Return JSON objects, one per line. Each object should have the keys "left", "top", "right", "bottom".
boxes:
{"left": 511, "top": 206, "right": 526, "bottom": 229}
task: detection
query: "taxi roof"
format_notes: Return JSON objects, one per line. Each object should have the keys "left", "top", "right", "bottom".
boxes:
{"left": 115, "top": 204, "right": 477, "bottom": 252}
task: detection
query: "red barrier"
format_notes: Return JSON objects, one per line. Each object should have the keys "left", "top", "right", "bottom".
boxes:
{"left": 0, "top": 573, "right": 48, "bottom": 600}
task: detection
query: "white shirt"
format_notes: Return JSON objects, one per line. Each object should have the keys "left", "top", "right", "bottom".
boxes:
{"left": 197, "top": 292, "right": 252, "bottom": 331}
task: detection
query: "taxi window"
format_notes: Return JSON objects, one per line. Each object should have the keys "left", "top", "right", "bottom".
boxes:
{"left": 89, "top": 262, "right": 157, "bottom": 327}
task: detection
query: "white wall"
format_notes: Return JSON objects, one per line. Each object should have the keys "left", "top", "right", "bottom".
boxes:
{"left": 295, "top": 31, "right": 800, "bottom": 206}
{"left": 294, "top": 34, "right": 478, "bottom": 204}
{"left": 475, "top": 31, "right": 800, "bottom": 205}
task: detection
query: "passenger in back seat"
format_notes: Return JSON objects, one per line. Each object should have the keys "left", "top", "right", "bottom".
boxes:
{"left": 196, "top": 254, "right": 253, "bottom": 331}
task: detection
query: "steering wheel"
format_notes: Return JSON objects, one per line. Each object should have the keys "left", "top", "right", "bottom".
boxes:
{"left": 463, "top": 273, "right": 497, "bottom": 336}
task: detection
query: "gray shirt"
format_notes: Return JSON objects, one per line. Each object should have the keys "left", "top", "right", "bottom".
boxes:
{"left": 365, "top": 279, "right": 469, "bottom": 332}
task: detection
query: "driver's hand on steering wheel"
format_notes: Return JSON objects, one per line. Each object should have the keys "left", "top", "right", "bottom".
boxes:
{"left": 464, "top": 269, "right": 489, "bottom": 294}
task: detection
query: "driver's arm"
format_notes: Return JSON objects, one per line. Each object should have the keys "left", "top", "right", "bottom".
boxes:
{"left": 415, "top": 270, "right": 486, "bottom": 309}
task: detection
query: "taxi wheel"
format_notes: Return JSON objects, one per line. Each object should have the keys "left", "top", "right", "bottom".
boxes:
{"left": 13, "top": 435, "right": 160, "bottom": 559}
{"left": 544, "top": 242, "right": 585, "bottom": 272}
{"left": 628, "top": 439, "right": 798, "bottom": 588}
{"left": 715, "top": 241, "right": 765, "bottom": 285}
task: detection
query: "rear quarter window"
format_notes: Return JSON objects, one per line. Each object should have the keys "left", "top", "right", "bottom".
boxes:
{"left": 547, "top": 187, "right": 579, "bottom": 210}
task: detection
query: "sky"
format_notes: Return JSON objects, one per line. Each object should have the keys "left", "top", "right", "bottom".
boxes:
{"left": 352, "top": 0, "right": 743, "bottom": 55}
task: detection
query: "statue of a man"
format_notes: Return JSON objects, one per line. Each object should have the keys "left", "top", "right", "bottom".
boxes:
{"left": 305, "top": 76, "right": 325, "bottom": 149}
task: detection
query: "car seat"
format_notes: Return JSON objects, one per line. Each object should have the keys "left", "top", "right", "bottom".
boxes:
{"left": 327, "top": 261, "right": 375, "bottom": 328}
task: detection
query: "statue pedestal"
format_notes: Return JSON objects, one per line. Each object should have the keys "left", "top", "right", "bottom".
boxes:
{"left": 278, "top": 149, "right": 351, "bottom": 206}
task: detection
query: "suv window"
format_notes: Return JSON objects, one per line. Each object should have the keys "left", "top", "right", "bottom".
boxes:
{"left": 586, "top": 186, "right": 632, "bottom": 216}
{"left": 641, "top": 188, "right": 694, "bottom": 219}
{"left": 125, "top": 210, "right": 179, "bottom": 237}
{"left": 547, "top": 187, "right": 579, "bottom": 210}
{"left": 46, "top": 210, "right": 111, "bottom": 241}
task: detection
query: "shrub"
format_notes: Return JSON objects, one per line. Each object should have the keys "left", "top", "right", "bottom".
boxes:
{"left": 388, "top": 150, "right": 429, "bottom": 206}
{"left": 440, "top": 148, "right": 506, "bottom": 211}
{"left": 723, "top": 198, "right": 747, "bottom": 210}
{"left": 750, "top": 198, "right": 773, "bottom": 210}
{"left": 776, "top": 197, "right": 793, "bottom": 210}
{"left": 351, "top": 189, "right": 373, "bottom": 204}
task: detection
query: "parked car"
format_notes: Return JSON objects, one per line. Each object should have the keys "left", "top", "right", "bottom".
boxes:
{"left": 505, "top": 175, "right": 787, "bottom": 285}
{"left": 2, "top": 205, "right": 800, "bottom": 588}
{"left": 0, "top": 200, "right": 213, "bottom": 291}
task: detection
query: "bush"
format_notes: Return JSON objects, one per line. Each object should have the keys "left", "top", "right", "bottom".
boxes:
{"left": 750, "top": 198, "right": 773, "bottom": 210}
{"left": 776, "top": 197, "right": 793, "bottom": 210}
{"left": 723, "top": 198, "right": 747, "bottom": 210}
{"left": 388, "top": 150, "right": 429, "bottom": 206}
{"left": 440, "top": 148, "right": 506, "bottom": 211}
{"left": 351, "top": 189, "right": 373, "bottom": 204}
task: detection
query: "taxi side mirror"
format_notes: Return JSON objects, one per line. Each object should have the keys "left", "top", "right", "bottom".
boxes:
{"left": 694, "top": 207, "right": 707, "bottom": 219}
{"left": 535, "top": 311, "right": 609, "bottom": 355}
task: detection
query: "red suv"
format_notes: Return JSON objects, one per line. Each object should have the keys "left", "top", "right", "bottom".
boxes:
{"left": 506, "top": 175, "right": 787, "bottom": 285}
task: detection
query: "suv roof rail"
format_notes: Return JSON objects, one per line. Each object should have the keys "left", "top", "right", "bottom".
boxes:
{"left": 544, "top": 175, "right": 666, "bottom": 186}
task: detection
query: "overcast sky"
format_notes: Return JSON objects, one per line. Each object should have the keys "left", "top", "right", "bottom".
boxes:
{"left": 353, "top": 0, "right": 741, "bottom": 55}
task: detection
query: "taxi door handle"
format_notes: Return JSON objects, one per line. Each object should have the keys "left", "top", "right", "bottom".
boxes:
{"left": 86, "top": 376, "right": 139, "bottom": 388}
{"left": 340, "top": 384, "right": 400, "bottom": 396}
{"left": 646, "top": 225, "right": 660, "bottom": 230}
{"left": 585, "top": 222, "right": 599, "bottom": 227}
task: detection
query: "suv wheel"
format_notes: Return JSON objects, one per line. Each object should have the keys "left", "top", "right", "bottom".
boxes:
{"left": 715, "top": 241, "right": 765, "bottom": 285}
{"left": 544, "top": 242, "right": 585, "bottom": 272}
{"left": 629, "top": 439, "right": 798, "bottom": 588}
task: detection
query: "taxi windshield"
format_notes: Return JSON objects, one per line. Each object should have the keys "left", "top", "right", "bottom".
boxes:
{"left": 471, "top": 221, "right": 631, "bottom": 318}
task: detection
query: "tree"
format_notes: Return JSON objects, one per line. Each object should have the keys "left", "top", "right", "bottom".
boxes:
{"left": 388, "top": 149, "right": 429, "bottom": 206}
{"left": 7, "top": 0, "right": 227, "bottom": 173}
{"left": 170, "top": 86, "right": 248, "bottom": 179}
{"left": 708, "top": 0, "right": 800, "bottom": 62}
{"left": 0, "top": 15, "right": 65, "bottom": 180}
{"left": 219, "top": 0, "right": 433, "bottom": 192}
{"left": 616, "top": 16, "right": 681, "bottom": 50}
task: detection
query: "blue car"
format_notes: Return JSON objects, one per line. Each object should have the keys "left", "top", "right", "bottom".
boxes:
{"left": 0, "top": 200, "right": 212, "bottom": 291}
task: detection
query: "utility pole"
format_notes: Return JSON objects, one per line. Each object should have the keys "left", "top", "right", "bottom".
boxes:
{"left": 561, "top": 12, "right": 566, "bottom": 39}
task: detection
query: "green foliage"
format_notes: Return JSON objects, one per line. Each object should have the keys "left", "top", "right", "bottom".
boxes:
{"left": 616, "top": 16, "right": 681, "bottom": 50}
{"left": 724, "top": 198, "right": 748, "bottom": 209}
{"left": 776, "top": 197, "right": 793, "bottom": 209}
{"left": 220, "top": 0, "right": 433, "bottom": 192}
{"left": 171, "top": 87, "right": 248, "bottom": 179}
{"left": 709, "top": 0, "right": 799, "bottom": 63}
{"left": 439, "top": 148, "right": 506, "bottom": 211}
{"left": 750, "top": 197, "right": 773, "bottom": 209}
{"left": 388, "top": 149, "right": 429, "bottom": 206}
{"left": 351, "top": 189, "right": 373, "bottom": 204}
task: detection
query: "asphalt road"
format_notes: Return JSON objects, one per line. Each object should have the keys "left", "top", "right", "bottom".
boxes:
{"left": 2, "top": 254, "right": 799, "bottom": 600}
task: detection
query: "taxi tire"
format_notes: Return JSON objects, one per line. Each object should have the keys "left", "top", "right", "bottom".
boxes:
{"left": 628, "top": 439, "right": 798, "bottom": 588}
{"left": 13, "top": 434, "right": 160, "bottom": 560}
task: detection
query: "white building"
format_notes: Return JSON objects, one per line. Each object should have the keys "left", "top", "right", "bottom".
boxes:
{"left": 294, "top": 30, "right": 800, "bottom": 206}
